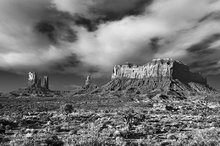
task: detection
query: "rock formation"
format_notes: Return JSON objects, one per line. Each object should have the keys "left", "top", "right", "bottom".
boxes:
{"left": 85, "top": 75, "right": 91, "bottom": 86}
{"left": 28, "top": 72, "right": 38, "bottom": 88}
{"left": 73, "top": 75, "right": 98, "bottom": 95}
{"left": 42, "top": 76, "right": 49, "bottom": 89}
{"left": 8, "top": 72, "right": 52, "bottom": 96}
{"left": 10, "top": 73, "right": 63, "bottom": 97}
{"left": 102, "top": 58, "right": 215, "bottom": 96}
{"left": 28, "top": 72, "right": 49, "bottom": 90}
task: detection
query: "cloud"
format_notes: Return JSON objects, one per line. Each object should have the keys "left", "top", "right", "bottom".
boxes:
{"left": 70, "top": 15, "right": 171, "bottom": 71}
{"left": 0, "top": 0, "right": 80, "bottom": 74}
{"left": 1, "top": 0, "right": 220, "bottom": 78}
{"left": 35, "top": 21, "right": 77, "bottom": 43}
{"left": 52, "top": 0, "right": 153, "bottom": 20}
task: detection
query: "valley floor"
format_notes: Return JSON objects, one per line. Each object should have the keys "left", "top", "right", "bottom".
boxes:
{"left": 0, "top": 94, "right": 220, "bottom": 146}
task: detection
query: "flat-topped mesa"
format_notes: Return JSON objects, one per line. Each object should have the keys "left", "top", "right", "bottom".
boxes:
{"left": 112, "top": 58, "right": 207, "bottom": 84}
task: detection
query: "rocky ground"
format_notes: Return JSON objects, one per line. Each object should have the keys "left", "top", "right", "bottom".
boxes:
{"left": 0, "top": 92, "right": 220, "bottom": 146}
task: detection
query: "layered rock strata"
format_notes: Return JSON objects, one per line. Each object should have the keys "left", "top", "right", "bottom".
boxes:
{"left": 112, "top": 58, "right": 206, "bottom": 84}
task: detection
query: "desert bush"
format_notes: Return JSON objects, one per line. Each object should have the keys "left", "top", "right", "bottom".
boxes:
{"left": 0, "top": 103, "right": 3, "bottom": 109}
{"left": 0, "top": 134, "right": 10, "bottom": 143}
{"left": 133, "top": 102, "right": 153, "bottom": 108}
{"left": 0, "top": 124, "right": 5, "bottom": 134}
{"left": 173, "top": 128, "right": 220, "bottom": 146}
{"left": 61, "top": 104, "right": 74, "bottom": 114}
{"left": 22, "top": 140, "right": 41, "bottom": 146}
{"left": 77, "top": 139, "right": 107, "bottom": 146}
{"left": 45, "top": 135, "right": 64, "bottom": 146}
{"left": 193, "top": 128, "right": 220, "bottom": 142}
{"left": 5, "top": 125, "right": 11, "bottom": 131}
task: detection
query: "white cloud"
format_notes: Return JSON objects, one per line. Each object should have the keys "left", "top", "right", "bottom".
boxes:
{"left": 70, "top": 16, "right": 171, "bottom": 71}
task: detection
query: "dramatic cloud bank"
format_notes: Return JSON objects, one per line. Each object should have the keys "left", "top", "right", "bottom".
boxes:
{"left": 0, "top": 0, "right": 220, "bottom": 77}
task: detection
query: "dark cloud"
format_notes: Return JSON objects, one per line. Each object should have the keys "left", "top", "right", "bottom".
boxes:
{"left": 199, "top": 11, "right": 220, "bottom": 22}
{"left": 189, "top": 60, "right": 220, "bottom": 75}
{"left": 87, "top": 67, "right": 100, "bottom": 74}
{"left": 52, "top": 0, "right": 154, "bottom": 31}
{"left": 35, "top": 22, "right": 56, "bottom": 43}
{"left": 61, "top": 54, "right": 81, "bottom": 68}
{"left": 73, "top": 15, "right": 98, "bottom": 32}
{"left": 50, "top": 54, "right": 81, "bottom": 72}
{"left": 187, "top": 34, "right": 220, "bottom": 56}
{"left": 35, "top": 14, "right": 77, "bottom": 43}
{"left": 90, "top": 0, "right": 154, "bottom": 21}
{"left": 190, "top": 60, "right": 218, "bottom": 69}
{"left": 189, "top": 60, "right": 218, "bottom": 74}
{"left": 149, "top": 37, "right": 162, "bottom": 53}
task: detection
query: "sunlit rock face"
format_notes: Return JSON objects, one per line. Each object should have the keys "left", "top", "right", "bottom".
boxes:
{"left": 28, "top": 72, "right": 39, "bottom": 88}
{"left": 112, "top": 58, "right": 207, "bottom": 84}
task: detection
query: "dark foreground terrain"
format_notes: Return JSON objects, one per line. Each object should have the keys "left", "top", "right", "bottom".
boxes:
{"left": 1, "top": 92, "right": 220, "bottom": 146}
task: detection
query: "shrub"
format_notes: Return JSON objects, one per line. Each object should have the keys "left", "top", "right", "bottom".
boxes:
{"left": 0, "top": 124, "right": 5, "bottom": 134}
{"left": 77, "top": 139, "right": 104, "bottom": 146}
{"left": 61, "top": 104, "right": 74, "bottom": 114}
{"left": 45, "top": 135, "right": 64, "bottom": 146}
{"left": 0, "top": 134, "right": 10, "bottom": 143}
{"left": 0, "top": 103, "right": 3, "bottom": 109}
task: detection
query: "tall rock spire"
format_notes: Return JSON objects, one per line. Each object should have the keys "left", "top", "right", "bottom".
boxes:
{"left": 85, "top": 75, "right": 91, "bottom": 86}
{"left": 28, "top": 72, "right": 38, "bottom": 88}
{"left": 42, "top": 76, "right": 49, "bottom": 89}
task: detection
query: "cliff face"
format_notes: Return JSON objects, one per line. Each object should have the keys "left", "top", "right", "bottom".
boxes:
{"left": 112, "top": 58, "right": 207, "bottom": 84}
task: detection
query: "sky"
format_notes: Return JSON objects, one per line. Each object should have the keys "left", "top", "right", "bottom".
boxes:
{"left": 1, "top": 0, "right": 220, "bottom": 92}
